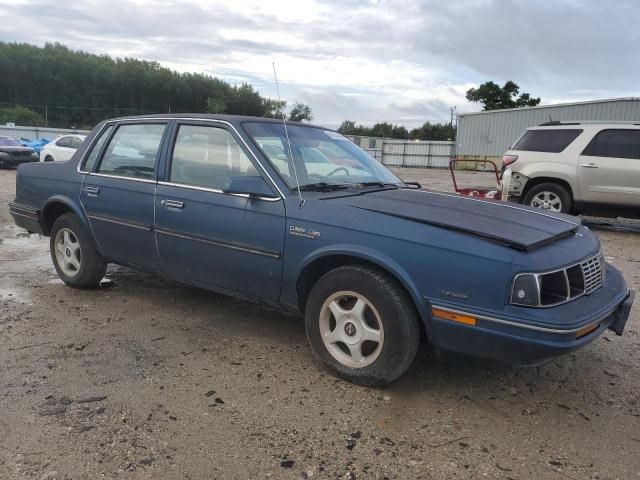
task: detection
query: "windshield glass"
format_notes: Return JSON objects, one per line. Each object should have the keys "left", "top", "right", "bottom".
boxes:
{"left": 0, "top": 137, "right": 21, "bottom": 147}
{"left": 243, "top": 123, "right": 403, "bottom": 189}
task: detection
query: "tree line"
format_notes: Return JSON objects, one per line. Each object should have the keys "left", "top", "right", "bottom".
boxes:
{"left": 337, "top": 120, "right": 456, "bottom": 141}
{"left": 0, "top": 42, "right": 312, "bottom": 129}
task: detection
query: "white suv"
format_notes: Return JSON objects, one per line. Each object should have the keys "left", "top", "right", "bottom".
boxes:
{"left": 501, "top": 122, "right": 640, "bottom": 218}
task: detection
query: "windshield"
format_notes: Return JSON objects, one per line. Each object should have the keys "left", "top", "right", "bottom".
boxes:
{"left": 243, "top": 122, "right": 403, "bottom": 189}
{"left": 0, "top": 137, "right": 21, "bottom": 147}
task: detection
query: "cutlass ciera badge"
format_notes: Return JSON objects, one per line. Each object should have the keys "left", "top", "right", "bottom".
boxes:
{"left": 289, "top": 225, "right": 321, "bottom": 240}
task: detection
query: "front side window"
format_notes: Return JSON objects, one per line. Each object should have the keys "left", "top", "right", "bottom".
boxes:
{"left": 170, "top": 125, "right": 255, "bottom": 190}
{"left": 0, "top": 137, "right": 21, "bottom": 146}
{"left": 243, "top": 123, "right": 402, "bottom": 189}
{"left": 97, "top": 124, "right": 165, "bottom": 179}
{"left": 82, "top": 125, "right": 114, "bottom": 172}
{"left": 583, "top": 129, "right": 640, "bottom": 160}
{"left": 512, "top": 129, "right": 583, "bottom": 153}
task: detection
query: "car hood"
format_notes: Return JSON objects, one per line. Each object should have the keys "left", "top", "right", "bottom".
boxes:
{"left": 328, "top": 188, "right": 581, "bottom": 251}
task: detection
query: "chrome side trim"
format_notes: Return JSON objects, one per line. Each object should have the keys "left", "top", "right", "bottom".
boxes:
{"left": 155, "top": 228, "right": 281, "bottom": 259}
{"left": 157, "top": 181, "right": 281, "bottom": 202}
{"left": 8, "top": 201, "right": 39, "bottom": 213}
{"left": 406, "top": 188, "right": 580, "bottom": 226}
{"left": 430, "top": 303, "right": 608, "bottom": 334}
{"left": 87, "top": 214, "right": 151, "bottom": 231}
{"left": 9, "top": 210, "right": 40, "bottom": 220}
{"left": 87, "top": 172, "right": 156, "bottom": 184}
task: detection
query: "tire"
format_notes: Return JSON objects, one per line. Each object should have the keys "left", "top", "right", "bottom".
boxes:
{"left": 44, "top": 155, "right": 54, "bottom": 162}
{"left": 523, "top": 182, "right": 572, "bottom": 214}
{"left": 305, "top": 265, "right": 420, "bottom": 387}
{"left": 50, "top": 213, "right": 107, "bottom": 288}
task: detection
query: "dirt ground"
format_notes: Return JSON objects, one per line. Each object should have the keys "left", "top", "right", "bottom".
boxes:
{"left": 1, "top": 167, "right": 639, "bottom": 480}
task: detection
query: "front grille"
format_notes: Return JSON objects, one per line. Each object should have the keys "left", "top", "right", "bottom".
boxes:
{"left": 537, "top": 253, "right": 604, "bottom": 306}
{"left": 582, "top": 255, "right": 604, "bottom": 294}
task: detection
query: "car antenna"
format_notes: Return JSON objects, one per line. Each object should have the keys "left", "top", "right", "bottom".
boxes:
{"left": 273, "top": 62, "right": 304, "bottom": 208}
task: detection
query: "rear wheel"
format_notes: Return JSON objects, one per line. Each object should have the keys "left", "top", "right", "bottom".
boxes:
{"left": 523, "top": 182, "right": 572, "bottom": 213}
{"left": 50, "top": 213, "right": 107, "bottom": 288}
{"left": 305, "top": 265, "right": 420, "bottom": 386}
{"left": 44, "top": 155, "right": 54, "bottom": 162}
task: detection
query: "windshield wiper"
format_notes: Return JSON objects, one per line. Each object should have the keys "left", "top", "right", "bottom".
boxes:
{"left": 297, "top": 182, "right": 349, "bottom": 192}
{"left": 356, "top": 181, "right": 402, "bottom": 189}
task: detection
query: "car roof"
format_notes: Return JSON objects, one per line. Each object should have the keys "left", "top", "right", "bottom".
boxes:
{"left": 530, "top": 121, "right": 640, "bottom": 130}
{"left": 105, "top": 113, "right": 328, "bottom": 130}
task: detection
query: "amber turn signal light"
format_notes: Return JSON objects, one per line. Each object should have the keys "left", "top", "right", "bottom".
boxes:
{"left": 432, "top": 308, "right": 477, "bottom": 326}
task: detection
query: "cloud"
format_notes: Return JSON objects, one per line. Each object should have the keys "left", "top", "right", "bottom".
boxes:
{"left": 0, "top": 0, "right": 637, "bottom": 128}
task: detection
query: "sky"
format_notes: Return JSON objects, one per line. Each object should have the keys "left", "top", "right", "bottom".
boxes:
{"left": 0, "top": 0, "right": 638, "bottom": 129}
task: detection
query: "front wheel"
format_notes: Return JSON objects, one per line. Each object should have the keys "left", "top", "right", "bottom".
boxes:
{"left": 305, "top": 265, "right": 420, "bottom": 386}
{"left": 50, "top": 213, "right": 107, "bottom": 288}
{"left": 44, "top": 155, "right": 54, "bottom": 162}
{"left": 523, "top": 182, "right": 572, "bottom": 213}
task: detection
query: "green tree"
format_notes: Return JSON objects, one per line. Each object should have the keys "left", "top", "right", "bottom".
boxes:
{"left": 263, "top": 99, "right": 287, "bottom": 118}
{"left": 465, "top": 81, "right": 541, "bottom": 111}
{"left": 288, "top": 102, "right": 313, "bottom": 122}
{"left": 0, "top": 41, "right": 294, "bottom": 128}
{"left": 0, "top": 106, "right": 44, "bottom": 126}
{"left": 409, "top": 121, "right": 456, "bottom": 141}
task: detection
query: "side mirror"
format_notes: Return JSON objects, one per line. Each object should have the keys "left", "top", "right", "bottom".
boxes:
{"left": 223, "top": 176, "right": 277, "bottom": 199}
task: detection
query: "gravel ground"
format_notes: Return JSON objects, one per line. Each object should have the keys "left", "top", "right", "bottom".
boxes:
{"left": 1, "top": 167, "right": 639, "bottom": 480}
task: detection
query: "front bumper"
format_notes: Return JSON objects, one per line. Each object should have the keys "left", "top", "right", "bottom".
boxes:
{"left": 0, "top": 156, "right": 38, "bottom": 168}
{"left": 428, "top": 268, "right": 634, "bottom": 366}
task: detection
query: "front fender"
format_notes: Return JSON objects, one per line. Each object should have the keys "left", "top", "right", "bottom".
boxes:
{"left": 295, "top": 244, "right": 431, "bottom": 330}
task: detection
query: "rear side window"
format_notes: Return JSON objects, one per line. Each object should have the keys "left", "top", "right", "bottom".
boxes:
{"left": 82, "top": 125, "right": 114, "bottom": 172}
{"left": 56, "top": 137, "right": 71, "bottom": 148}
{"left": 69, "top": 137, "right": 84, "bottom": 149}
{"left": 97, "top": 124, "right": 165, "bottom": 179}
{"left": 512, "top": 129, "right": 583, "bottom": 153}
{"left": 582, "top": 129, "right": 640, "bottom": 159}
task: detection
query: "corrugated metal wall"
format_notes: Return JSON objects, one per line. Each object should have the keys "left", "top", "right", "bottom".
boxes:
{"left": 456, "top": 98, "right": 640, "bottom": 158}
{"left": 0, "top": 125, "right": 90, "bottom": 140}
{"left": 346, "top": 135, "right": 454, "bottom": 167}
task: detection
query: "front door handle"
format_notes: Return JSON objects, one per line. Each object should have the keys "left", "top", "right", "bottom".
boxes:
{"left": 580, "top": 163, "right": 598, "bottom": 168}
{"left": 83, "top": 186, "right": 100, "bottom": 195}
{"left": 161, "top": 199, "right": 184, "bottom": 209}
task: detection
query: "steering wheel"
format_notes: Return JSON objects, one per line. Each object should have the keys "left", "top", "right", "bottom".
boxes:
{"left": 326, "top": 167, "right": 349, "bottom": 177}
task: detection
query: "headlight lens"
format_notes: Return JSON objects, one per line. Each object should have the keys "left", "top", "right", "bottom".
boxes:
{"left": 31, "top": 152, "right": 39, "bottom": 158}
{"left": 511, "top": 273, "right": 540, "bottom": 306}
{"left": 0, "top": 152, "right": 9, "bottom": 159}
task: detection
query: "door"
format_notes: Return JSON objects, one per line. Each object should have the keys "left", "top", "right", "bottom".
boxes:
{"left": 80, "top": 122, "right": 167, "bottom": 269}
{"left": 578, "top": 129, "right": 640, "bottom": 206}
{"left": 154, "top": 122, "right": 286, "bottom": 300}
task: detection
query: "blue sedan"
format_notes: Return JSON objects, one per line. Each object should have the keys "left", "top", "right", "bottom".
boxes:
{"left": 9, "top": 115, "right": 634, "bottom": 386}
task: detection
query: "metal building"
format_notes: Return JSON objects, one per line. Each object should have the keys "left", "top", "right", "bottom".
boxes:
{"left": 456, "top": 97, "right": 640, "bottom": 161}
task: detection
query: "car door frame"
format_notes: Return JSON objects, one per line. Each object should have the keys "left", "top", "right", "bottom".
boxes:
{"left": 79, "top": 119, "right": 172, "bottom": 270}
{"left": 153, "top": 118, "right": 288, "bottom": 301}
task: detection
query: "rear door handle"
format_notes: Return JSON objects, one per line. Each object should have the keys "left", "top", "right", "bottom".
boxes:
{"left": 161, "top": 199, "right": 184, "bottom": 209}
{"left": 580, "top": 163, "right": 598, "bottom": 168}
{"left": 83, "top": 186, "right": 100, "bottom": 195}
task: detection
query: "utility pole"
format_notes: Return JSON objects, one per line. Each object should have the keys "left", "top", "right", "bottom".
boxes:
{"left": 450, "top": 106, "right": 457, "bottom": 128}
{"left": 45, "top": 106, "right": 48, "bottom": 128}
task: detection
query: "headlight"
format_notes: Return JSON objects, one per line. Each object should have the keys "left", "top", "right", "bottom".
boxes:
{"left": 0, "top": 152, "right": 9, "bottom": 159}
{"left": 511, "top": 273, "right": 540, "bottom": 306}
{"left": 31, "top": 152, "right": 39, "bottom": 158}
{"left": 510, "top": 252, "right": 605, "bottom": 308}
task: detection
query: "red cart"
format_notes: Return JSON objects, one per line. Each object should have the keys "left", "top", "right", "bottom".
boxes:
{"left": 449, "top": 159, "right": 502, "bottom": 200}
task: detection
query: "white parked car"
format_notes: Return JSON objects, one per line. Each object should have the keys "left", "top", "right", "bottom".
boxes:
{"left": 40, "top": 135, "right": 86, "bottom": 162}
{"left": 501, "top": 122, "right": 640, "bottom": 218}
